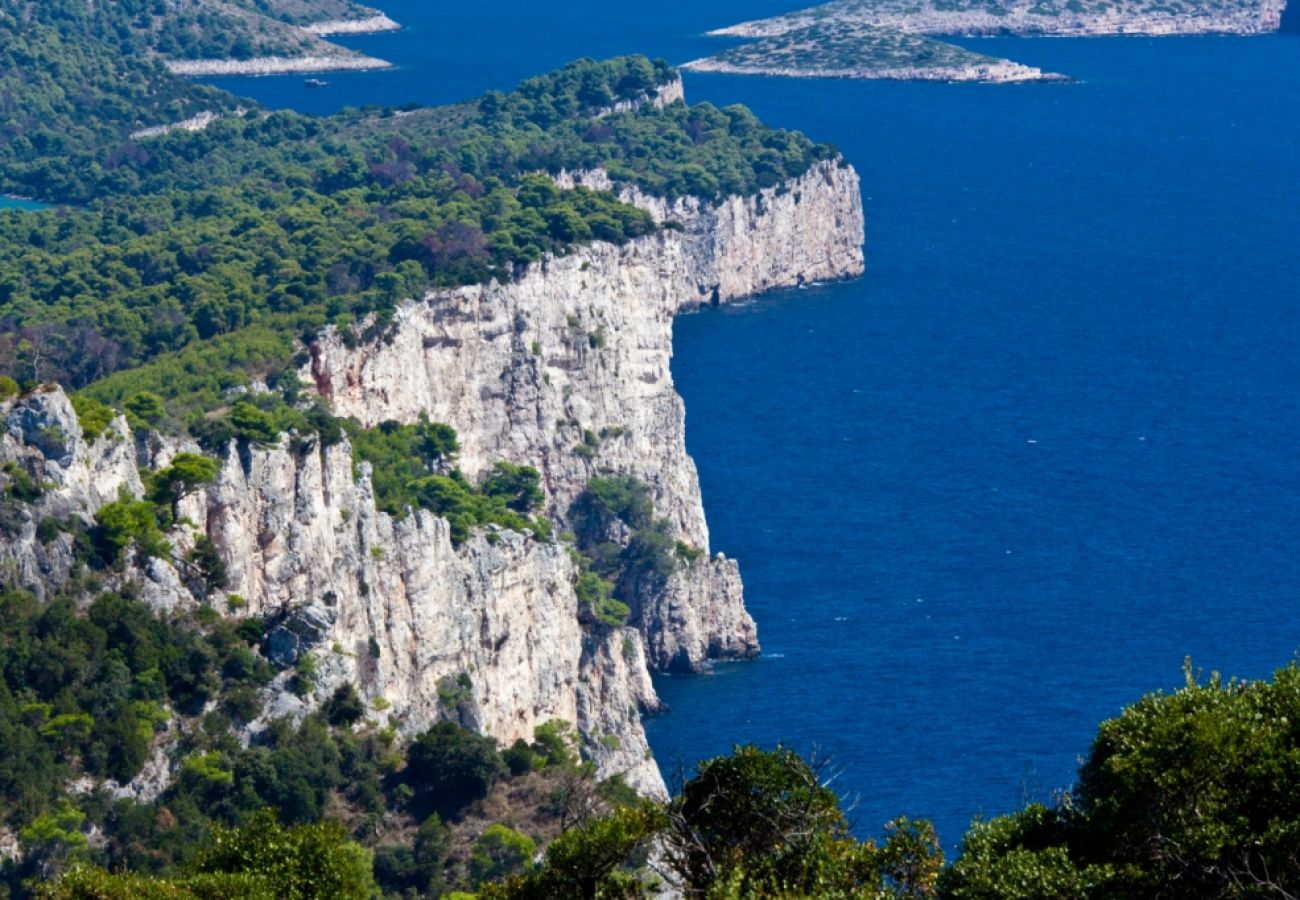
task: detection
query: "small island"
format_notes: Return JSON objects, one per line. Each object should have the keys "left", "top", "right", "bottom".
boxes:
{"left": 691, "top": 0, "right": 1287, "bottom": 82}
{"left": 684, "top": 20, "right": 1067, "bottom": 83}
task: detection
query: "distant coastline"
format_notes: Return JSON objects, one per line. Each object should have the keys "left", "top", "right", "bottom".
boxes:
{"left": 303, "top": 13, "right": 401, "bottom": 35}
{"left": 166, "top": 54, "right": 392, "bottom": 77}
{"left": 165, "top": 8, "right": 400, "bottom": 77}
{"left": 681, "top": 57, "right": 1069, "bottom": 83}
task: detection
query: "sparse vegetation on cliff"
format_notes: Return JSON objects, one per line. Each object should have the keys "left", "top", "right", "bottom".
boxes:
{"left": 346, "top": 419, "right": 551, "bottom": 543}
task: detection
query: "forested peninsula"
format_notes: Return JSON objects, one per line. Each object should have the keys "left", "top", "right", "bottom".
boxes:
{"left": 3, "top": 1, "right": 1300, "bottom": 898}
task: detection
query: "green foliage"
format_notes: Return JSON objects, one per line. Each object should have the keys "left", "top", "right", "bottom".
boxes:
{"left": 148, "top": 452, "right": 219, "bottom": 520}
{"left": 70, "top": 395, "right": 116, "bottom": 444}
{"left": 941, "top": 662, "right": 1300, "bottom": 899}
{"left": 481, "top": 745, "right": 942, "bottom": 899}
{"left": 93, "top": 491, "right": 170, "bottom": 565}
{"left": 185, "top": 535, "right": 229, "bottom": 597}
{"left": 531, "top": 720, "right": 578, "bottom": 769}
{"left": 323, "top": 683, "right": 365, "bottom": 728}
{"left": 575, "top": 571, "right": 629, "bottom": 627}
{"left": 0, "top": 24, "right": 832, "bottom": 441}
{"left": 502, "top": 739, "right": 540, "bottom": 777}
{"left": 348, "top": 417, "right": 550, "bottom": 543}
{"left": 346, "top": 416, "right": 459, "bottom": 516}
{"left": 124, "top": 391, "right": 168, "bottom": 431}
{"left": 188, "top": 810, "right": 376, "bottom": 899}
{"left": 43, "top": 866, "right": 276, "bottom": 899}
{"left": 405, "top": 722, "right": 506, "bottom": 816}
{"left": 20, "top": 800, "right": 90, "bottom": 873}
{"left": 469, "top": 824, "right": 536, "bottom": 887}
{"left": 0, "top": 586, "right": 267, "bottom": 831}
{"left": 0, "top": 375, "right": 19, "bottom": 399}
{"left": 479, "top": 804, "right": 666, "bottom": 899}
{"left": 371, "top": 814, "right": 450, "bottom": 897}
{"left": 941, "top": 806, "right": 1112, "bottom": 899}
{"left": 227, "top": 402, "right": 279, "bottom": 446}
{"left": 669, "top": 744, "right": 850, "bottom": 892}
{"left": 568, "top": 476, "right": 683, "bottom": 627}
{"left": 4, "top": 461, "right": 45, "bottom": 503}
{"left": 481, "top": 462, "right": 544, "bottom": 513}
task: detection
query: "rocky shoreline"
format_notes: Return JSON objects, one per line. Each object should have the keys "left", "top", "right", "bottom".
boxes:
{"left": 682, "top": 56, "right": 1069, "bottom": 83}
{"left": 303, "top": 13, "right": 401, "bottom": 35}
{"left": 710, "top": 0, "right": 1287, "bottom": 39}
{"left": 165, "top": 54, "right": 392, "bottom": 76}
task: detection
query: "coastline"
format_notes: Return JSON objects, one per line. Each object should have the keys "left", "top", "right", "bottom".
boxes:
{"left": 708, "top": 4, "right": 1287, "bottom": 39}
{"left": 302, "top": 13, "right": 401, "bottom": 35}
{"left": 681, "top": 57, "right": 1070, "bottom": 83}
{"left": 165, "top": 54, "right": 392, "bottom": 76}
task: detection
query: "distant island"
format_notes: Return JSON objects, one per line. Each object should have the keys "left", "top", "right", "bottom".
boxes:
{"left": 688, "top": 0, "right": 1288, "bottom": 81}
{"left": 133, "top": 0, "right": 401, "bottom": 76}
{"left": 685, "top": 20, "right": 1067, "bottom": 82}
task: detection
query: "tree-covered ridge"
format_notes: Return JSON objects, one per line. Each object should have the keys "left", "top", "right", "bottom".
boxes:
{"left": 0, "top": 45, "right": 835, "bottom": 437}
{"left": 0, "top": 5, "right": 238, "bottom": 202}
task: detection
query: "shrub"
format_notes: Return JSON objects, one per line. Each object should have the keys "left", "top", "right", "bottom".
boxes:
{"left": 93, "top": 492, "right": 169, "bottom": 565}
{"left": 71, "top": 394, "right": 116, "bottom": 443}
{"left": 469, "top": 825, "right": 535, "bottom": 887}
{"left": 405, "top": 722, "right": 505, "bottom": 815}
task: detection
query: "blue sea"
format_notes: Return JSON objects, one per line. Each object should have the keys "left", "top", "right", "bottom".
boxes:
{"left": 0, "top": 197, "right": 50, "bottom": 212}
{"left": 212, "top": 5, "right": 1300, "bottom": 848}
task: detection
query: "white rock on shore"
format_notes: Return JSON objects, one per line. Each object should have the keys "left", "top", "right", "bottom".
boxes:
{"left": 302, "top": 13, "right": 401, "bottom": 35}
{"left": 166, "top": 54, "right": 391, "bottom": 76}
{"left": 682, "top": 57, "right": 1067, "bottom": 83}
{"left": 710, "top": 0, "right": 1288, "bottom": 38}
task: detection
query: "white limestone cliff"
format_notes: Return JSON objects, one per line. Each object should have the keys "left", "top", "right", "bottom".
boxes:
{"left": 0, "top": 122, "right": 864, "bottom": 800}
{"left": 309, "top": 158, "right": 864, "bottom": 670}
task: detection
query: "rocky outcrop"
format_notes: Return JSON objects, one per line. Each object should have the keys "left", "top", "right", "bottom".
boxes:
{"left": 303, "top": 13, "right": 401, "bottom": 35}
{"left": 310, "top": 158, "right": 862, "bottom": 669}
{"left": 0, "top": 390, "right": 667, "bottom": 795}
{"left": 682, "top": 57, "right": 1068, "bottom": 83}
{"left": 130, "top": 111, "right": 221, "bottom": 141}
{"left": 595, "top": 77, "right": 685, "bottom": 117}
{"left": 165, "top": 54, "right": 391, "bottom": 76}
{"left": 196, "top": 432, "right": 667, "bottom": 794}
{"left": 1, "top": 388, "right": 141, "bottom": 598}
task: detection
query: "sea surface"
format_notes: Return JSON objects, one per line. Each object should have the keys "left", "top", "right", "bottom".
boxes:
{"left": 0, "top": 197, "right": 50, "bottom": 212}
{"left": 210, "top": 7, "right": 1300, "bottom": 848}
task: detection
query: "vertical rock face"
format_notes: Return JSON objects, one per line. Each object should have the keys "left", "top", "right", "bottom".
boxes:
{"left": 310, "top": 158, "right": 864, "bottom": 672}
{"left": 0, "top": 136, "right": 864, "bottom": 797}
{"left": 196, "top": 436, "right": 666, "bottom": 793}
{"left": 0, "top": 388, "right": 141, "bottom": 597}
